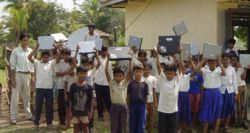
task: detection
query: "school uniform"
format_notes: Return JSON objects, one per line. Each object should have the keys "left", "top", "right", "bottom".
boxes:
{"left": 157, "top": 72, "right": 181, "bottom": 133}
{"left": 52, "top": 60, "right": 69, "bottom": 125}
{"left": 33, "top": 60, "right": 54, "bottom": 126}
{"left": 147, "top": 58, "right": 158, "bottom": 76}
{"left": 178, "top": 73, "right": 192, "bottom": 123}
{"left": 142, "top": 75, "right": 157, "bottom": 131}
{"left": 187, "top": 70, "right": 204, "bottom": 113}
{"left": 109, "top": 80, "right": 129, "bottom": 133}
{"left": 127, "top": 80, "right": 149, "bottom": 133}
{"left": 94, "top": 56, "right": 113, "bottom": 118}
{"left": 220, "top": 66, "right": 238, "bottom": 119}
{"left": 199, "top": 67, "right": 223, "bottom": 123}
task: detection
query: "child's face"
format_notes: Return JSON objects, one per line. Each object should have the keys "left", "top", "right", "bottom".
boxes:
{"left": 164, "top": 71, "right": 176, "bottom": 81}
{"left": 193, "top": 60, "right": 198, "bottom": 66}
{"left": 134, "top": 69, "right": 143, "bottom": 79}
{"left": 77, "top": 71, "right": 87, "bottom": 80}
{"left": 231, "top": 57, "right": 238, "bottom": 67}
{"left": 222, "top": 57, "right": 230, "bottom": 67}
{"left": 41, "top": 55, "right": 50, "bottom": 63}
{"left": 69, "top": 62, "right": 76, "bottom": 69}
{"left": 83, "top": 62, "right": 92, "bottom": 70}
{"left": 143, "top": 66, "right": 151, "bottom": 76}
{"left": 208, "top": 60, "right": 217, "bottom": 70}
{"left": 54, "top": 52, "right": 61, "bottom": 61}
{"left": 138, "top": 54, "right": 146, "bottom": 62}
{"left": 114, "top": 73, "right": 125, "bottom": 83}
{"left": 227, "top": 43, "right": 234, "bottom": 49}
{"left": 62, "top": 53, "right": 70, "bottom": 60}
{"left": 100, "top": 51, "right": 107, "bottom": 58}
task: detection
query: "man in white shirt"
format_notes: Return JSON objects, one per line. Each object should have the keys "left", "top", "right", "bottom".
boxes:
{"left": 84, "top": 23, "right": 100, "bottom": 42}
{"left": 9, "top": 33, "right": 33, "bottom": 124}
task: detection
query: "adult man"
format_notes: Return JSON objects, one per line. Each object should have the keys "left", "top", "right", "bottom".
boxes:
{"left": 9, "top": 33, "right": 33, "bottom": 124}
{"left": 83, "top": 23, "right": 100, "bottom": 41}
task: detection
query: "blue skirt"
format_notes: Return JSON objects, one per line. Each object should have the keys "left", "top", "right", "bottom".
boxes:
{"left": 221, "top": 90, "right": 235, "bottom": 118}
{"left": 199, "top": 89, "right": 223, "bottom": 123}
{"left": 178, "top": 92, "right": 192, "bottom": 123}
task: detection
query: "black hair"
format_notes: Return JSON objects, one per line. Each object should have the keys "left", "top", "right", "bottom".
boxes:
{"left": 222, "top": 53, "right": 231, "bottom": 59}
{"left": 164, "top": 64, "right": 177, "bottom": 72}
{"left": 19, "top": 33, "right": 30, "bottom": 40}
{"left": 113, "top": 67, "right": 125, "bottom": 75}
{"left": 133, "top": 66, "right": 144, "bottom": 71}
{"left": 138, "top": 50, "right": 147, "bottom": 57}
{"left": 227, "top": 38, "right": 236, "bottom": 45}
{"left": 230, "top": 55, "right": 239, "bottom": 61}
{"left": 82, "top": 58, "right": 94, "bottom": 65}
{"left": 143, "top": 63, "right": 152, "bottom": 69}
{"left": 62, "top": 48, "right": 71, "bottom": 55}
{"left": 76, "top": 66, "right": 88, "bottom": 73}
{"left": 41, "top": 50, "right": 50, "bottom": 57}
{"left": 68, "top": 57, "right": 78, "bottom": 64}
{"left": 101, "top": 46, "right": 108, "bottom": 52}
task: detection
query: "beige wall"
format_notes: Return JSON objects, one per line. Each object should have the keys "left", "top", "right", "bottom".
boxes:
{"left": 125, "top": 0, "right": 236, "bottom": 50}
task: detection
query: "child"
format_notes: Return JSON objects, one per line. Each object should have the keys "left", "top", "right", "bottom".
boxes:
{"left": 94, "top": 46, "right": 113, "bottom": 120}
{"left": 188, "top": 57, "right": 204, "bottom": 124}
{"left": 220, "top": 54, "right": 238, "bottom": 132}
{"left": 231, "top": 55, "right": 249, "bottom": 128}
{"left": 142, "top": 63, "right": 157, "bottom": 133}
{"left": 63, "top": 57, "right": 78, "bottom": 128}
{"left": 138, "top": 50, "right": 148, "bottom": 64}
{"left": 53, "top": 48, "right": 71, "bottom": 128}
{"left": 177, "top": 54, "right": 192, "bottom": 133}
{"left": 69, "top": 66, "right": 93, "bottom": 133}
{"left": 225, "top": 38, "right": 238, "bottom": 56}
{"left": 156, "top": 46, "right": 182, "bottom": 133}
{"left": 197, "top": 57, "right": 226, "bottom": 133}
{"left": 28, "top": 43, "right": 54, "bottom": 128}
{"left": 127, "top": 65, "right": 149, "bottom": 133}
{"left": 147, "top": 50, "right": 158, "bottom": 76}
{"left": 105, "top": 56, "right": 132, "bottom": 133}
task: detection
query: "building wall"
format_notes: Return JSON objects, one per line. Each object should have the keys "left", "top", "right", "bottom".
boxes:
{"left": 125, "top": 0, "right": 236, "bottom": 50}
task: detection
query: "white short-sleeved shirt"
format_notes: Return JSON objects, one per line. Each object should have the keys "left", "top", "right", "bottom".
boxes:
{"left": 179, "top": 73, "right": 191, "bottom": 92}
{"left": 202, "top": 66, "right": 222, "bottom": 89}
{"left": 220, "top": 66, "right": 238, "bottom": 94}
{"left": 157, "top": 72, "right": 181, "bottom": 113}
{"left": 86, "top": 68, "right": 97, "bottom": 86}
{"left": 236, "top": 67, "right": 246, "bottom": 86}
{"left": 142, "top": 75, "right": 157, "bottom": 103}
{"left": 159, "top": 56, "right": 174, "bottom": 65}
{"left": 63, "top": 74, "right": 77, "bottom": 92}
{"left": 94, "top": 56, "right": 113, "bottom": 86}
{"left": 52, "top": 60, "right": 69, "bottom": 89}
{"left": 34, "top": 60, "right": 53, "bottom": 89}
{"left": 83, "top": 32, "right": 100, "bottom": 41}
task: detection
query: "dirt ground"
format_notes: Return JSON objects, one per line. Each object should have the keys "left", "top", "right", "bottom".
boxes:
{"left": 0, "top": 87, "right": 250, "bottom": 133}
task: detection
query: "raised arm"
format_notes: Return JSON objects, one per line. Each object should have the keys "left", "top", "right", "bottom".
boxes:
{"left": 74, "top": 44, "right": 80, "bottom": 59}
{"left": 126, "top": 60, "right": 132, "bottom": 81}
{"left": 105, "top": 54, "right": 111, "bottom": 82}
{"left": 217, "top": 57, "right": 226, "bottom": 76}
{"left": 156, "top": 46, "right": 162, "bottom": 75}
{"left": 178, "top": 46, "right": 184, "bottom": 74}
{"left": 95, "top": 48, "right": 101, "bottom": 70}
{"left": 28, "top": 42, "right": 39, "bottom": 63}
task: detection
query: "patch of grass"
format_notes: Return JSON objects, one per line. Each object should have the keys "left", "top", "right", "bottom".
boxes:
{"left": 0, "top": 69, "right": 7, "bottom": 87}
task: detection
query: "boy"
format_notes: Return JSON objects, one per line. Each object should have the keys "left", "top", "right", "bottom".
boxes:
{"left": 94, "top": 46, "right": 113, "bottom": 120}
{"left": 64, "top": 57, "right": 78, "bottom": 128}
{"left": 220, "top": 54, "right": 238, "bottom": 132}
{"left": 105, "top": 55, "right": 132, "bottom": 133}
{"left": 28, "top": 43, "right": 54, "bottom": 128}
{"left": 127, "top": 65, "right": 149, "bottom": 133}
{"left": 156, "top": 46, "right": 182, "bottom": 133}
{"left": 53, "top": 48, "right": 71, "bottom": 127}
{"left": 142, "top": 63, "right": 157, "bottom": 133}
{"left": 69, "top": 66, "right": 93, "bottom": 133}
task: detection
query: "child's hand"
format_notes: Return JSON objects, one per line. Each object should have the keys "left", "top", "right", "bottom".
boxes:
{"left": 178, "top": 46, "right": 182, "bottom": 53}
{"left": 35, "top": 41, "right": 40, "bottom": 50}
{"left": 156, "top": 45, "right": 161, "bottom": 53}
{"left": 76, "top": 44, "right": 80, "bottom": 51}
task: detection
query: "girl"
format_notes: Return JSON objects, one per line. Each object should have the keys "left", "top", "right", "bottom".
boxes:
{"left": 196, "top": 57, "right": 226, "bottom": 133}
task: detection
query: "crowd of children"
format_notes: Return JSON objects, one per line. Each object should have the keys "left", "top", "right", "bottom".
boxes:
{"left": 24, "top": 37, "right": 250, "bottom": 133}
